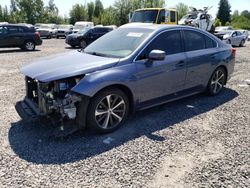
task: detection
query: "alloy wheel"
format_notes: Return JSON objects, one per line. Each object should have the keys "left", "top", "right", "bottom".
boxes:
{"left": 25, "top": 42, "right": 35, "bottom": 51}
{"left": 95, "top": 94, "right": 126, "bottom": 129}
{"left": 210, "top": 69, "right": 225, "bottom": 94}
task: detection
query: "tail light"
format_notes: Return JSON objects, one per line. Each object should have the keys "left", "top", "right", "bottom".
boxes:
{"left": 231, "top": 48, "right": 236, "bottom": 58}
{"left": 35, "top": 32, "right": 40, "bottom": 38}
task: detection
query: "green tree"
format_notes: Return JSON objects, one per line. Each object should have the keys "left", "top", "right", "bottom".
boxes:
{"left": 94, "top": 0, "right": 104, "bottom": 18}
{"left": 15, "top": 0, "right": 45, "bottom": 24}
{"left": 0, "top": 5, "right": 3, "bottom": 21}
{"left": 87, "top": 2, "right": 95, "bottom": 21}
{"left": 217, "top": 0, "right": 231, "bottom": 26}
{"left": 101, "top": 6, "right": 117, "bottom": 25}
{"left": 176, "top": 2, "right": 189, "bottom": 20}
{"left": 45, "top": 0, "right": 60, "bottom": 23}
{"left": 2, "top": 6, "right": 9, "bottom": 22}
{"left": 214, "top": 18, "right": 221, "bottom": 27}
{"left": 69, "top": 4, "right": 88, "bottom": 24}
{"left": 144, "top": 0, "right": 165, "bottom": 8}
{"left": 241, "top": 10, "right": 250, "bottom": 20}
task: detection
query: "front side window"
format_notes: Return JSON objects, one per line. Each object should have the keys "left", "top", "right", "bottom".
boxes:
{"left": 157, "top": 10, "right": 165, "bottom": 24}
{"left": 8, "top": 26, "right": 19, "bottom": 34}
{"left": 184, "top": 30, "right": 206, "bottom": 52}
{"left": 84, "top": 28, "right": 153, "bottom": 58}
{"left": 138, "top": 30, "right": 183, "bottom": 60}
{"left": 0, "top": 26, "right": 8, "bottom": 35}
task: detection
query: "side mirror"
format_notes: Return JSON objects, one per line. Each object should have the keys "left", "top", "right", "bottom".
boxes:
{"left": 148, "top": 50, "right": 166, "bottom": 61}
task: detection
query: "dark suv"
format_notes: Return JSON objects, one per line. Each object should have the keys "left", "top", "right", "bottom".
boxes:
{"left": 66, "top": 26, "right": 114, "bottom": 48}
{"left": 0, "top": 24, "right": 42, "bottom": 51}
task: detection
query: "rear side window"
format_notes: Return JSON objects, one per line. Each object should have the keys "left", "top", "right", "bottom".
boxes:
{"left": 138, "top": 30, "right": 183, "bottom": 60}
{"left": 184, "top": 30, "right": 205, "bottom": 51}
{"left": 205, "top": 35, "right": 217, "bottom": 48}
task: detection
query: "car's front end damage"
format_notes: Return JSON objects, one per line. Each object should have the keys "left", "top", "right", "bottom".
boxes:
{"left": 15, "top": 51, "right": 120, "bottom": 136}
{"left": 15, "top": 75, "right": 89, "bottom": 136}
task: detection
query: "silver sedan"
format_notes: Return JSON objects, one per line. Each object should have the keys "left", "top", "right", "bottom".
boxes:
{"left": 223, "top": 30, "right": 246, "bottom": 47}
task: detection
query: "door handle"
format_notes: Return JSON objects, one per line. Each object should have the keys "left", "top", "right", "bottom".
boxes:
{"left": 176, "top": 61, "right": 185, "bottom": 67}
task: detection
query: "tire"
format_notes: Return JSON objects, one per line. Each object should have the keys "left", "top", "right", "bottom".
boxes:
{"left": 87, "top": 88, "right": 129, "bottom": 133}
{"left": 239, "top": 39, "right": 245, "bottom": 47}
{"left": 56, "top": 36, "right": 59, "bottom": 39}
{"left": 23, "top": 41, "right": 35, "bottom": 51}
{"left": 206, "top": 67, "right": 227, "bottom": 96}
{"left": 80, "top": 40, "right": 87, "bottom": 49}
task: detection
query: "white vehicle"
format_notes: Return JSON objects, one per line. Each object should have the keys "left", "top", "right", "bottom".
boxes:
{"left": 179, "top": 7, "right": 215, "bottom": 32}
{"left": 0, "top": 22, "right": 8, "bottom": 25}
{"left": 37, "top": 24, "right": 57, "bottom": 39}
{"left": 214, "top": 26, "right": 234, "bottom": 40}
{"left": 73, "top": 22, "right": 94, "bottom": 33}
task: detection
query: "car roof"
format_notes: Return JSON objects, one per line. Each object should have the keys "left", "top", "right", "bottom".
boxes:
{"left": 120, "top": 23, "right": 201, "bottom": 31}
{"left": 1, "top": 24, "right": 34, "bottom": 28}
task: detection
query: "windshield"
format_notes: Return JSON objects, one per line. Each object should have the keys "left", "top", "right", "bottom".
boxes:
{"left": 130, "top": 10, "right": 158, "bottom": 23}
{"left": 181, "top": 14, "right": 197, "bottom": 20}
{"left": 84, "top": 28, "right": 153, "bottom": 58}
{"left": 58, "top": 25, "right": 71, "bottom": 29}
{"left": 74, "top": 25, "right": 86, "bottom": 30}
{"left": 77, "top": 28, "right": 91, "bottom": 34}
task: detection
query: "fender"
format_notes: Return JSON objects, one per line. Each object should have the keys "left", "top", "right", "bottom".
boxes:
{"left": 71, "top": 63, "right": 137, "bottom": 97}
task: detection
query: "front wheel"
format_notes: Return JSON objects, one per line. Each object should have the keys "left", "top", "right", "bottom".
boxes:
{"left": 207, "top": 67, "right": 227, "bottom": 96}
{"left": 87, "top": 88, "right": 129, "bottom": 133}
{"left": 80, "top": 40, "right": 87, "bottom": 49}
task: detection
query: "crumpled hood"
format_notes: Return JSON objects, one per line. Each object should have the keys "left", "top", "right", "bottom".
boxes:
{"left": 21, "top": 51, "right": 119, "bottom": 82}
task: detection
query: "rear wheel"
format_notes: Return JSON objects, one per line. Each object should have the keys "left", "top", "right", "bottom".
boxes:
{"left": 240, "top": 39, "right": 245, "bottom": 47}
{"left": 207, "top": 67, "right": 227, "bottom": 96}
{"left": 87, "top": 88, "right": 129, "bottom": 133}
{"left": 80, "top": 40, "right": 87, "bottom": 49}
{"left": 23, "top": 41, "right": 35, "bottom": 51}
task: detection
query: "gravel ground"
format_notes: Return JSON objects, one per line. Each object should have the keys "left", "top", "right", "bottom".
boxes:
{"left": 0, "top": 39, "right": 249, "bottom": 188}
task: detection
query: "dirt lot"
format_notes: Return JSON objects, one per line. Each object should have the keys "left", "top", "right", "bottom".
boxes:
{"left": 0, "top": 39, "right": 249, "bottom": 187}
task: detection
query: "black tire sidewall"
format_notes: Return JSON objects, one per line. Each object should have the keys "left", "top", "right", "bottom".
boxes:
{"left": 87, "top": 88, "right": 129, "bottom": 133}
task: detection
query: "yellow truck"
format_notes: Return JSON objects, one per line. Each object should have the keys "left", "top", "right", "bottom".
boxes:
{"left": 129, "top": 8, "right": 178, "bottom": 25}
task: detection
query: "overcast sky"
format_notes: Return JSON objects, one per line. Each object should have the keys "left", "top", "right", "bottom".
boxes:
{"left": 1, "top": 0, "right": 249, "bottom": 17}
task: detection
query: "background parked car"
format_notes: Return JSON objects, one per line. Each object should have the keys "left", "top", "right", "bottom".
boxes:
{"left": 73, "top": 21, "right": 94, "bottom": 33}
{"left": 0, "top": 24, "right": 42, "bottom": 51}
{"left": 0, "top": 22, "right": 9, "bottom": 25}
{"left": 66, "top": 26, "right": 114, "bottom": 48}
{"left": 214, "top": 26, "right": 234, "bottom": 39}
{"left": 55, "top": 24, "right": 73, "bottom": 38}
{"left": 37, "top": 24, "right": 57, "bottom": 39}
{"left": 238, "top": 30, "right": 249, "bottom": 40}
{"left": 223, "top": 30, "right": 246, "bottom": 47}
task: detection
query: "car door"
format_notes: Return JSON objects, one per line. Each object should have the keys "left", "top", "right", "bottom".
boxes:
{"left": 0, "top": 26, "right": 8, "bottom": 47}
{"left": 183, "top": 29, "right": 218, "bottom": 89}
{"left": 135, "top": 30, "right": 187, "bottom": 103}
{"left": 6, "top": 26, "right": 24, "bottom": 46}
{"left": 88, "top": 28, "right": 100, "bottom": 43}
{"left": 231, "top": 31, "right": 238, "bottom": 45}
